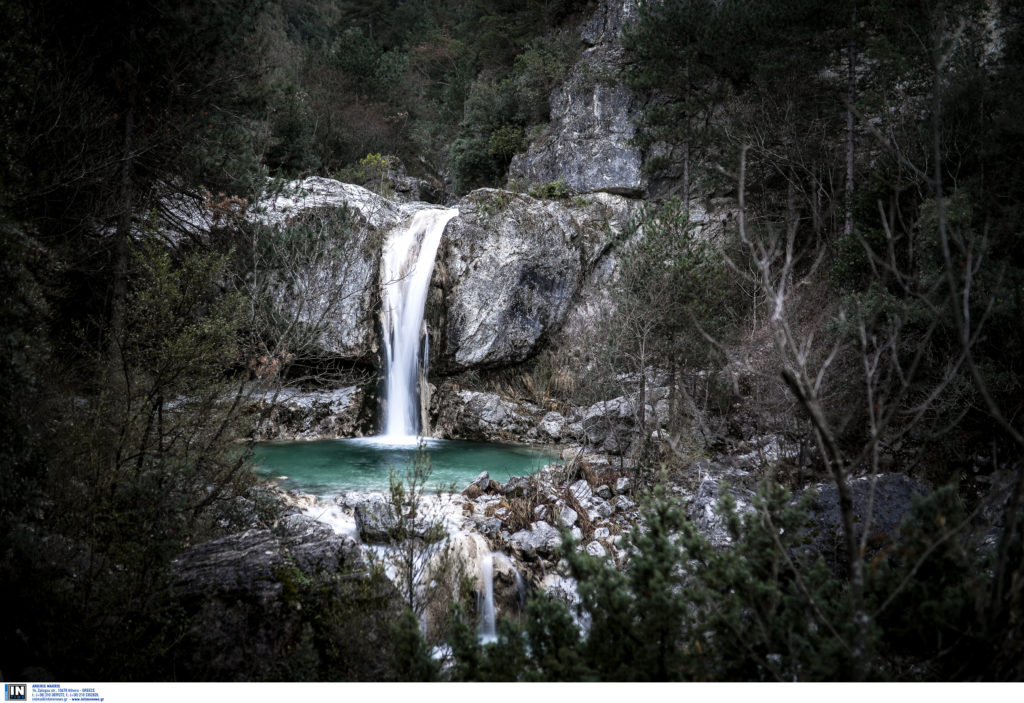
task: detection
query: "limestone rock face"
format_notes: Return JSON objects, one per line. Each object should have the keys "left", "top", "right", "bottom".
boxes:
{"left": 250, "top": 386, "right": 369, "bottom": 440}
{"left": 509, "top": 0, "right": 645, "bottom": 196}
{"left": 252, "top": 178, "right": 397, "bottom": 362}
{"left": 433, "top": 188, "right": 629, "bottom": 372}
{"left": 437, "top": 189, "right": 584, "bottom": 369}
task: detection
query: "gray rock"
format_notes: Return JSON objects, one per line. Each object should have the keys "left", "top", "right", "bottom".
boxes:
{"left": 250, "top": 386, "right": 365, "bottom": 440}
{"left": 613, "top": 495, "right": 636, "bottom": 513}
{"left": 438, "top": 189, "right": 593, "bottom": 370}
{"left": 587, "top": 497, "right": 614, "bottom": 520}
{"left": 468, "top": 517, "right": 503, "bottom": 539}
{"left": 614, "top": 477, "right": 631, "bottom": 494}
{"left": 581, "top": 396, "right": 637, "bottom": 454}
{"left": 503, "top": 475, "right": 534, "bottom": 498}
{"left": 509, "top": 1, "right": 645, "bottom": 196}
{"left": 351, "top": 494, "right": 443, "bottom": 544}
{"left": 586, "top": 541, "right": 608, "bottom": 558}
{"left": 569, "top": 479, "right": 593, "bottom": 504}
{"left": 172, "top": 515, "right": 361, "bottom": 599}
{"left": 593, "top": 527, "right": 611, "bottom": 540}
{"left": 253, "top": 178, "right": 399, "bottom": 362}
{"left": 556, "top": 503, "right": 579, "bottom": 527}
{"left": 595, "top": 484, "right": 613, "bottom": 500}
{"left": 688, "top": 468, "right": 757, "bottom": 548}
{"left": 509, "top": 521, "right": 563, "bottom": 560}
{"left": 469, "top": 471, "right": 491, "bottom": 490}
{"left": 432, "top": 388, "right": 538, "bottom": 442}
{"left": 533, "top": 504, "right": 550, "bottom": 521}
{"left": 539, "top": 411, "right": 567, "bottom": 441}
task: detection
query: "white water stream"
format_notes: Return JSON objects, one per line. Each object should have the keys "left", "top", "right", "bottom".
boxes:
{"left": 379, "top": 207, "right": 459, "bottom": 441}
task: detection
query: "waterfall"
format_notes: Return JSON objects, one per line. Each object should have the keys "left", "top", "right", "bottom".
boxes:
{"left": 379, "top": 207, "right": 458, "bottom": 440}
{"left": 478, "top": 552, "right": 497, "bottom": 644}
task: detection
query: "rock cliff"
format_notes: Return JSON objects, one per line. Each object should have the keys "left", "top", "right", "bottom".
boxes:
{"left": 508, "top": 0, "right": 645, "bottom": 196}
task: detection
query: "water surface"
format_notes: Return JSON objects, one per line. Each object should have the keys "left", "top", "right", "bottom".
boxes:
{"left": 250, "top": 437, "right": 557, "bottom": 497}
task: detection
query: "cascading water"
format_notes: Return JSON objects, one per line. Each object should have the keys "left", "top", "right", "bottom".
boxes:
{"left": 379, "top": 207, "right": 459, "bottom": 441}
{"left": 478, "top": 552, "right": 497, "bottom": 644}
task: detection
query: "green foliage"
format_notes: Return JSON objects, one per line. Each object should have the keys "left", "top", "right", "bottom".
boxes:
{"left": 437, "top": 480, "right": 860, "bottom": 681}
{"left": 528, "top": 178, "right": 572, "bottom": 200}
{"left": 391, "top": 609, "right": 440, "bottom": 682}
{"left": 431, "top": 475, "right": 1022, "bottom": 681}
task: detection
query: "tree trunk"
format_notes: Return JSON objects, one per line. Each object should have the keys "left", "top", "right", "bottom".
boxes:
{"left": 844, "top": 10, "right": 857, "bottom": 239}
{"left": 109, "top": 107, "right": 134, "bottom": 381}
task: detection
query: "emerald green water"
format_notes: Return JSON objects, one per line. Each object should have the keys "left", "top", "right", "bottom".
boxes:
{"left": 250, "top": 437, "right": 558, "bottom": 497}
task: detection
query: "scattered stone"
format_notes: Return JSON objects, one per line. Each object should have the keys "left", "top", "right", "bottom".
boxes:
{"left": 503, "top": 475, "right": 533, "bottom": 498}
{"left": 613, "top": 495, "right": 635, "bottom": 512}
{"left": 467, "top": 517, "right": 503, "bottom": 539}
{"left": 593, "top": 527, "right": 611, "bottom": 540}
{"left": 587, "top": 497, "right": 614, "bottom": 520}
{"left": 586, "top": 541, "right": 608, "bottom": 558}
{"left": 569, "top": 479, "right": 593, "bottom": 503}
{"left": 614, "top": 477, "right": 631, "bottom": 494}
{"left": 595, "top": 484, "right": 613, "bottom": 500}
{"left": 556, "top": 504, "right": 579, "bottom": 527}
{"left": 508, "top": 521, "right": 563, "bottom": 560}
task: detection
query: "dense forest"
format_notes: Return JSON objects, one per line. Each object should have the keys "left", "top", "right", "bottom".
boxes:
{"left": 1, "top": 0, "right": 1022, "bottom": 682}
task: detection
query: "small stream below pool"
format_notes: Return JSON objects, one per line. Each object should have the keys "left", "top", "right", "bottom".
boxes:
{"left": 250, "top": 437, "right": 559, "bottom": 497}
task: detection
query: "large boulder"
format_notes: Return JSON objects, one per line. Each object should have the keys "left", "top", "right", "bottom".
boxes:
{"left": 508, "top": 520, "right": 563, "bottom": 560}
{"left": 508, "top": 0, "right": 645, "bottom": 196}
{"left": 433, "top": 188, "right": 630, "bottom": 372}
{"left": 172, "top": 514, "right": 361, "bottom": 600}
{"left": 250, "top": 386, "right": 369, "bottom": 440}
{"left": 436, "top": 190, "right": 585, "bottom": 369}
{"left": 431, "top": 387, "right": 541, "bottom": 442}
{"left": 251, "top": 178, "right": 401, "bottom": 362}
